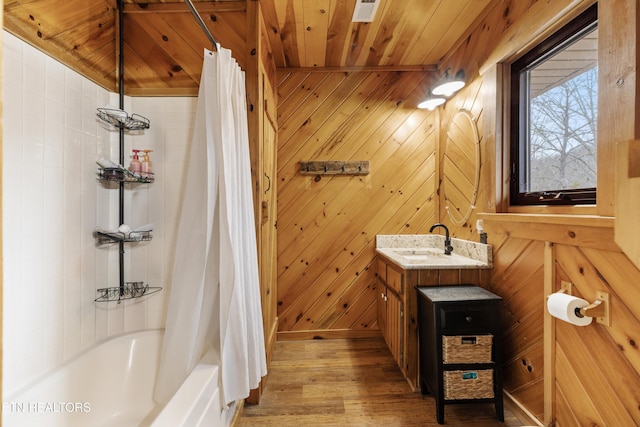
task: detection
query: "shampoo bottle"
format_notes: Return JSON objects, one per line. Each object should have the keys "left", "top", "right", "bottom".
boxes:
{"left": 129, "top": 149, "right": 141, "bottom": 175}
{"left": 141, "top": 149, "right": 153, "bottom": 178}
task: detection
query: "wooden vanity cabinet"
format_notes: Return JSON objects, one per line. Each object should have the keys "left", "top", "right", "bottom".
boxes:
{"left": 376, "top": 255, "right": 490, "bottom": 391}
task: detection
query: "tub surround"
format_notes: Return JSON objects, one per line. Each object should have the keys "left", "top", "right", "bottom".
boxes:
{"left": 3, "top": 32, "right": 195, "bottom": 397}
{"left": 152, "top": 346, "right": 223, "bottom": 427}
{"left": 3, "top": 330, "right": 226, "bottom": 427}
{"left": 4, "top": 331, "right": 163, "bottom": 427}
{"left": 376, "top": 234, "right": 492, "bottom": 269}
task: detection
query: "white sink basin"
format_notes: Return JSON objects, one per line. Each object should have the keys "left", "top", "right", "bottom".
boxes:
{"left": 375, "top": 235, "right": 492, "bottom": 270}
{"left": 385, "top": 248, "right": 450, "bottom": 262}
{"left": 391, "top": 249, "right": 446, "bottom": 257}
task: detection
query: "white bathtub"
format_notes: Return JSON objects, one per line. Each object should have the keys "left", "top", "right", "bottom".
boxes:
{"left": 3, "top": 330, "right": 224, "bottom": 427}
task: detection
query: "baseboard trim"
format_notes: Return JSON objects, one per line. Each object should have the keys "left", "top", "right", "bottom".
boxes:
{"left": 277, "top": 329, "right": 382, "bottom": 341}
{"left": 504, "top": 390, "right": 544, "bottom": 427}
{"left": 266, "top": 318, "right": 279, "bottom": 365}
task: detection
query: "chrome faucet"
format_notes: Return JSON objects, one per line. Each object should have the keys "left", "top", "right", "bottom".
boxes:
{"left": 429, "top": 223, "right": 453, "bottom": 255}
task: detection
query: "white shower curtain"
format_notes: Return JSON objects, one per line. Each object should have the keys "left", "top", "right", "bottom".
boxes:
{"left": 154, "top": 47, "right": 267, "bottom": 407}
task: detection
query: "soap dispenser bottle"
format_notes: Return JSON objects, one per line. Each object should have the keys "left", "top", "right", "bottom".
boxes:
{"left": 129, "top": 149, "right": 142, "bottom": 175}
{"left": 141, "top": 149, "right": 153, "bottom": 178}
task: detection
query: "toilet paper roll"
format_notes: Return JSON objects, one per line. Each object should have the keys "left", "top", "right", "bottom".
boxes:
{"left": 547, "top": 292, "right": 593, "bottom": 326}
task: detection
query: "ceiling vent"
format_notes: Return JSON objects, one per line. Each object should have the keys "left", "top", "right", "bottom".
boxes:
{"left": 352, "top": 0, "right": 381, "bottom": 23}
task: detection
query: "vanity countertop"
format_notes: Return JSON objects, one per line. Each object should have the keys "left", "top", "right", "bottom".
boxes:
{"left": 375, "top": 234, "right": 492, "bottom": 270}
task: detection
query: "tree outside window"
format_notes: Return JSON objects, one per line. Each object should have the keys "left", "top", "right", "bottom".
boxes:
{"left": 528, "top": 66, "right": 597, "bottom": 192}
{"left": 510, "top": 4, "right": 597, "bottom": 205}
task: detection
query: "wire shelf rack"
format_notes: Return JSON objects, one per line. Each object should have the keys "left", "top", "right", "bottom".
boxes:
{"left": 95, "top": 282, "right": 162, "bottom": 303}
{"left": 98, "top": 167, "right": 154, "bottom": 184}
{"left": 97, "top": 108, "right": 150, "bottom": 131}
{"left": 95, "top": 229, "right": 152, "bottom": 245}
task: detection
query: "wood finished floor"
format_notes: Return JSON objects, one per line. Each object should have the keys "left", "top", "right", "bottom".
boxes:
{"left": 239, "top": 337, "right": 524, "bottom": 426}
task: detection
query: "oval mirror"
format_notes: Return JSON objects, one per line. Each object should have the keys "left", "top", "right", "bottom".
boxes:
{"left": 442, "top": 110, "right": 480, "bottom": 225}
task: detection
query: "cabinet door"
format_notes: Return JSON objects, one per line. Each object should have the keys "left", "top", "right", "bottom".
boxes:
{"left": 260, "top": 102, "right": 278, "bottom": 343}
{"left": 377, "top": 284, "right": 387, "bottom": 343}
{"left": 386, "top": 290, "right": 404, "bottom": 369}
{"left": 376, "top": 257, "right": 405, "bottom": 371}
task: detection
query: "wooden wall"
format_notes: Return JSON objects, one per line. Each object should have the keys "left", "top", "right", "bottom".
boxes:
{"left": 276, "top": 69, "right": 439, "bottom": 339}
{"left": 278, "top": 0, "right": 640, "bottom": 427}
{"left": 437, "top": 0, "right": 640, "bottom": 425}
{"left": 275, "top": 0, "right": 640, "bottom": 424}
{"left": 478, "top": 216, "right": 640, "bottom": 426}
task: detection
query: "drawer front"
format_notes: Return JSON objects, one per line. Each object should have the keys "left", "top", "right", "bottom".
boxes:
{"left": 440, "top": 305, "right": 494, "bottom": 333}
{"left": 444, "top": 369, "right": 494, "bottom": 400}
{"left": 442, "top": 335, "right": 493, "bottom": 364}
{"left": 387, "top": 265, "right": 403, "bottom": 294}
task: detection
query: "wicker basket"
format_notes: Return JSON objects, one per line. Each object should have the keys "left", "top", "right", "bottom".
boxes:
{"left": 442, "top": 334, "right": 493, "bottom": 364}
{"left": 444, "top": 369, "right": 494, "bottom": 400}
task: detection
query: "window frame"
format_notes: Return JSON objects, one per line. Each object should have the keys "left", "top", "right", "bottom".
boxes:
{"left": 509, "top": 4, "right": 598, "bottom": 206}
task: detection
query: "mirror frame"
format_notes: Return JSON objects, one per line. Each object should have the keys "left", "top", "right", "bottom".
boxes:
{"left": 442, "top": 109, "right": 480, "bottom": 225}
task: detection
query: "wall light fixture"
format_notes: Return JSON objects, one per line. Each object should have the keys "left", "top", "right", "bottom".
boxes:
{"left": 417, "top": 94, "right": 446, "bottom": 110}
{"left": 418, "top": 69, "right": 465, "bottom": 110}
{"left": 432, "top": 69, "right": 466, "bottom": 97}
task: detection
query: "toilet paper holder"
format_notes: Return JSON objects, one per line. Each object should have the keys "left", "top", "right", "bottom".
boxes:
{"left": 575, "top": 296, "right": 607, "bottom": 320}
{"left": 551, "top": 284, "right": 611, "bottom": 327}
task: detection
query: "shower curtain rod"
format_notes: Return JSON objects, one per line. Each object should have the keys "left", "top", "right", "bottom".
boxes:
{"left": 185, "top": 0, "right": 219, "bottom": 51}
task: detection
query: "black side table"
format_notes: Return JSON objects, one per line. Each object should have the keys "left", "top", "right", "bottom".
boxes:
{"left": 417, "top": 285, "right": 504, "bottom": 424}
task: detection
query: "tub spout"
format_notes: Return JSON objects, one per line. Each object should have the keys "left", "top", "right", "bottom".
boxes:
{"left": 429, "top": 223, "right": 453, "bottom": 255}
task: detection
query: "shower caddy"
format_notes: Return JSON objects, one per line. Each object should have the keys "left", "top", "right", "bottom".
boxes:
{"left": 93, "top": 0, "right": 161, "bottom": 303}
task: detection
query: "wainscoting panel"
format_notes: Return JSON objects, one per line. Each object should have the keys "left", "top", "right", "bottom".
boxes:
{"left": 483, "top": 218, "right": 640, "bottom": 426}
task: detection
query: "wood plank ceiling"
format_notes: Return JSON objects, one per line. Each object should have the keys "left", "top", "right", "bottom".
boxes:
{"left": 3, "top": 0, "right": 495, "bottom": 95}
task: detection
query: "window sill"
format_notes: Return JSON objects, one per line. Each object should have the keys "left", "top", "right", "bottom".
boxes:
{"left": 507, "top": 204, "right": 597, "bottom": 216}
{"left": 478, "top": 212, "right": 613, "bottom": 228}
{"left": 477, "top": 212, "right": 616, "bottom": 251}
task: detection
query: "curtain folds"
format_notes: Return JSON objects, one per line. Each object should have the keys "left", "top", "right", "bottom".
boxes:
{"left": 154, "top": 47, "right": 266, "bottom": 408}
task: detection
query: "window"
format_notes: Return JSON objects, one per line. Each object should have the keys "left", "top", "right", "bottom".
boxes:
{"left": 510, "top": 4, "right": 598, "bottom": 205}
